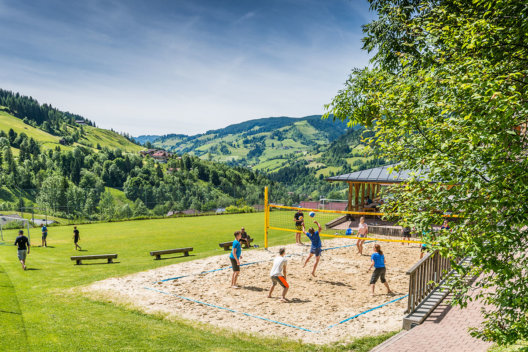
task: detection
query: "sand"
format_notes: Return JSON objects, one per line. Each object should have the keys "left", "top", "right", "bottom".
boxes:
{"left": 83, "top": 236, "right": 421, "bottom": 345}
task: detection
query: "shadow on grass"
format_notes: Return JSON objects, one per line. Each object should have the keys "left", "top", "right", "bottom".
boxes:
{"left": 75, "top": 262, "right": 121, "bottom": 266}
{"left": 0, "top": 309, "right": 22, "bottom": 315}
{"left": 26, "top": 268, "right": 41, "bottom": 271}
{"left": 155, "top": 254, "right": 196, "bottom": 261}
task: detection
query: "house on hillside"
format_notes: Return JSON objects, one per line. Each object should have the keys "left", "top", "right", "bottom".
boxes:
{"left": 139, "top": 149, "right": 172, "bottom": 162}
{"left": 75, "top": 119, "right": 87, "bottom": 125}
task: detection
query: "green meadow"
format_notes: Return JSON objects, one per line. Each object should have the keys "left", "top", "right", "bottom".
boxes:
{"left": 0, "top": 213, "right": 395, "bottom": 351}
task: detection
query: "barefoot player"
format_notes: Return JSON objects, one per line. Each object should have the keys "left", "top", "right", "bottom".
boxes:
{"left": 229, "top": 231, "right": 242, "bottom": 288}
{"left": 293, "top": 209, "right": 304, "bottom": 245}
{"left": 303, "top": 220, "right": 322, "bottom": 277}
{"left": 268, "top": 248, "right": 289, "bottom": 302}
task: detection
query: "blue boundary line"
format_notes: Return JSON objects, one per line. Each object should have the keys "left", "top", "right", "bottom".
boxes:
{"left": 144, "top": 287, "right": 318, "bottom": 333}
{"left": 157, "top": 241, "right": 376, "bottom": 284}
{"left": 325, "top": 294, "right": 408, "bottom": 330}
{"left": 144, "top": 286, "right": 406, "bottom": 333}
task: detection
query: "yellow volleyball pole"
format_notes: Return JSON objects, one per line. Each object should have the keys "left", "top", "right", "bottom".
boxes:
{"left": 264, "top": 186, "right": 269, "bottom": 249}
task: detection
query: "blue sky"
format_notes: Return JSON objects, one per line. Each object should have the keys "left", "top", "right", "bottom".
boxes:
{"left": 0, "top": 0, "right": 374, "bottom": 135}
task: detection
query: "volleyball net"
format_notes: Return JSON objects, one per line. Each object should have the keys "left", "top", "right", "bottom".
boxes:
{"left": 263, "top": 187, "right": 422, "bottom": 248}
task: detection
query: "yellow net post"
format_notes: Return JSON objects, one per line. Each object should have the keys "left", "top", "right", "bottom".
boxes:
{"left": 264, "top": 186, "right": 269, "bottom": 249}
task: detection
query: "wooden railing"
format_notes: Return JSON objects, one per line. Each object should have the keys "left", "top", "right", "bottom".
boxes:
{"left": 406, "top": 250, "right": 452, "bottom": 314}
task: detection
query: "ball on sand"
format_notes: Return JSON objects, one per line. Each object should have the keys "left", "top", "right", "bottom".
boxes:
{"left": 346, "top": 228, "right": 353, "bottom": 236}
{"left": 309, "top": 211, "right": 315, "bottom": 218}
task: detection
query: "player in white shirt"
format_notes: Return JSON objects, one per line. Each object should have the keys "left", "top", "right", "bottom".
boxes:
{"left": 268, "top": 248, "right": 289, "bottom": 302}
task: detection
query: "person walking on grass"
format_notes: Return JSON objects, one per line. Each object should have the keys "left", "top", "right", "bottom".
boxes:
{"left": 302, "top": 220, "right": 322, "bottom": 277}
{"left": 14, "top": 230, "right": 30, "bottom": 270}
{"left": 367, "top": 244, "right": 393, "bottom": 295}
{"left": 357, "top": 216, "right": 368, "bottom": 255}
{"left": 229, "top": 231, "right": 242, "bottom": 288}
{"left": 41, "top": 224, "right": 48, "bottom": 247}
{"left": 268, "top": 248, "right": 289, "bottom": 302}
{"left": 293, "top": 209, "right": 304, "bottom": 245}
{"left": 73, "top": 226, "right": 81, "bottom": 250}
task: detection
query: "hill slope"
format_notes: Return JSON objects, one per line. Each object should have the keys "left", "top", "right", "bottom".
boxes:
{"left": 144, "top": 115, "right": 351, "bottom": 172}
{"left": 0, "top": 107, "right": 142, "bottom": 152}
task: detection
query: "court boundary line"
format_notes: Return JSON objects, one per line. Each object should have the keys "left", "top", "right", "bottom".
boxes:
{"left": 143, "top": 286, "right": 407, "bottom": 333}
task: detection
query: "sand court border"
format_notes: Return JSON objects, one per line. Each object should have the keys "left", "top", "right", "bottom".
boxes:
{"left": 85, "top": 237, "right": 419, "bottom": 344}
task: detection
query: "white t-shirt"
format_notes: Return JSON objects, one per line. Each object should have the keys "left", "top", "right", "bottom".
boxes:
{"left": 270, "top": 256, "right": 287, "bottom": 277}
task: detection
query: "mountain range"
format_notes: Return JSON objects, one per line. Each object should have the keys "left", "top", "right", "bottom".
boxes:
{"left": 136, "top": 115, "right": 383, "bottom": 178}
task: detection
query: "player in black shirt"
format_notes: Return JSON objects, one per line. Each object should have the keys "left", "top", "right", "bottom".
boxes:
{"left": 293, "top": 210, "right": 304, "bottom": 245}
{"left": 73, "top": 226, "right": 81, "bottom": 250}
{"left": 14, "top": 230, "right": 30, "bottom": 270}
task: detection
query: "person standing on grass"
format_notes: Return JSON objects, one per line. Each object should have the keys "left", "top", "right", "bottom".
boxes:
{"left": 293, "top": 209, "right": 304, "bottom": 245}
{"left": 357, "top": 216, "right": 368, "bottom": 255}
{"left": 268, "top": 248, "right": 289, "bottom": 302}
{"left": 73, "top": 226, "right": 81, "bottom": 250}
{"left": 229, "top": 231, "right": 242, "bottom": 288}
{"left": 41, "top": 224, "right": 48, "bottom": 247}
{"left": 302, "top": 220, "right": 322, "bottom": 277}
{"left": 367, "top": 244, "right": 393, "bottom": 295}
{"left": 14, "top": 230, "right": 30, "bottom": 270}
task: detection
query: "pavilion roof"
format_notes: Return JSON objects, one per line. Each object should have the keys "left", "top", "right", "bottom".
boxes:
{"left": 326, "top": 164, "right": 429, "bottom": 184}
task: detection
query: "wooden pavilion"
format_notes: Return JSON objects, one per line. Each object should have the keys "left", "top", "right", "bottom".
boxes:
{"left": 325, "top": 164, "right": 428, "bottom": 212}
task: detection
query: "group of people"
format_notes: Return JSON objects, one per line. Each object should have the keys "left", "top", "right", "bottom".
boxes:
{"left": 13, "top": 225, "right": 83, "bottom": 270}
{"left": 229, "top": 211, "right": 394, "bottom": 302}
{"left": 401, "top": 220, "right": 450, "bottom": 259}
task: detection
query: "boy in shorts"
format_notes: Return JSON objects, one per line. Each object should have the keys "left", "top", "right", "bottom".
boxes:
{"left": 302, "top": 220, "right": 322, "bottom": 277}
{"left": 268, "top": 248, "right": 289, "bottom": 302}
{"left": 229, "top": 231, "right": 242, "bottom": 288}
{"left": 14, "top": 230, "right": 30, "bottom": 270}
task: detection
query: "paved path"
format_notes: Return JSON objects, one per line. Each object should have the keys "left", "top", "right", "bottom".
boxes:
{"left": 372, "top": 291, "right": 492, "bottom": 352}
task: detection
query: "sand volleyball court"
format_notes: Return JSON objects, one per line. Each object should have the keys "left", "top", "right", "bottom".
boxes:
{"left": 85, "top": 236, "right": 420, "bottom": 344}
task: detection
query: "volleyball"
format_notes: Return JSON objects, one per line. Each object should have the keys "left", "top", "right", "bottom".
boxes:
{"left": 309, "top": 212, "right": 315, "bottom": 218}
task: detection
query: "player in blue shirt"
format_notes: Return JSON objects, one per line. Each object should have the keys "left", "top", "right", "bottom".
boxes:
{"left": 41, "top": 224, "right": 48, "bottom": 247}
{"left": 229, "top": 231, "right": 243, "bottom": 288}
{"left": 302, "top": 220, "right": 322, "bottom": 277}
{"left": 367, "top": 244, "right": 393, "bottom": 295}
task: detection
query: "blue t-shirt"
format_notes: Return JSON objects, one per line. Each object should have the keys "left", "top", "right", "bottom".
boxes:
{"left": 305, "top": 231, "right": 321, "bottom": 250}
{"left": 229, "top": 239, "right": 242, "bottom": 260}
{"left": 371, "top": 252, "right": 385, "bottom": 268}
{"left": 42, "top": 226, "right": 47, "bottom": 233}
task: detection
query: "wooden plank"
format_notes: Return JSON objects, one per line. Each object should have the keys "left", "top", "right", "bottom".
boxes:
{"left": 150, "top": 248, "right": 193, "bottom": 256}
{"left": 71, "top": 254, "right": 117, "bottom": 260}
{"left": 354, "top": 183, "right": 360, "bottom": 211}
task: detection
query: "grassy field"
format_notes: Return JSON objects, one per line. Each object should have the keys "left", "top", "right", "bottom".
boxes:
{"left": 0, "top": 213, "right": 397, "bottom": 352}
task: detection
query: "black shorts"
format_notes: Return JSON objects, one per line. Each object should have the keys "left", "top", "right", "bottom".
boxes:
{"left": 370, "top": 267, "right": 386, "bottom": 284}
{"left": 310, "top": 247, "right": 322, "bottom": 256}
{"left": 402, "top": 233, "right": 411, "bottom": 238}
{"left": 229, "top": 257, "right": 240, "bottom": 271}
{"left": 271, "top": 275, "right": 289, "bottom": 288}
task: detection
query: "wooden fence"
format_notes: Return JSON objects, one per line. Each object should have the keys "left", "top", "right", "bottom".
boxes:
{"left": 406, "top": 250, "right": 452, "bottom": 314}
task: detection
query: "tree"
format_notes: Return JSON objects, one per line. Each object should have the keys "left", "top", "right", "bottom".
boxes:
{"left": 325, "top": 0, "right": 528, "bottom": 345}
{"left": 99, "top": 192, "right": 115, "bottom": 221}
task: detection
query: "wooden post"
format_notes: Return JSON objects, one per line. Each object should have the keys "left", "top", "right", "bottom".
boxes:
{"left": 264, "top": 186, "right": 269, "bottom": 249}
{"left": 366, "top": 183, "right": 371, "bottom": 202}
{"left": 361, "top": 183, "right": 366, "bottom": 211}
{"left": 354, "top": 184, "right": 360, "bottom": 211}
{"left": 348, "top": 182, "right": 353, "bottom": 211}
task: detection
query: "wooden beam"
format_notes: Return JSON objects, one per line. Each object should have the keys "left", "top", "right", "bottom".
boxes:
{"left": 361, "top": 183, "right": 366, "bottom": 211}
{"left": 355, "top": 183, "right": 360, "bottom": 211}
{"left": 348, "top": 182, "right": 353, "bottom": 211}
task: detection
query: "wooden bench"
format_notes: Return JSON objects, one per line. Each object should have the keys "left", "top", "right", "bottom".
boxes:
{"left": 150, "top": 247, "right": 193, "bottom": 260}
{"left": 219, "top": 238, "right": 253, "bottom": 251}
{"left": 71, "top": 254, "right": 117, "bottom": 265}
